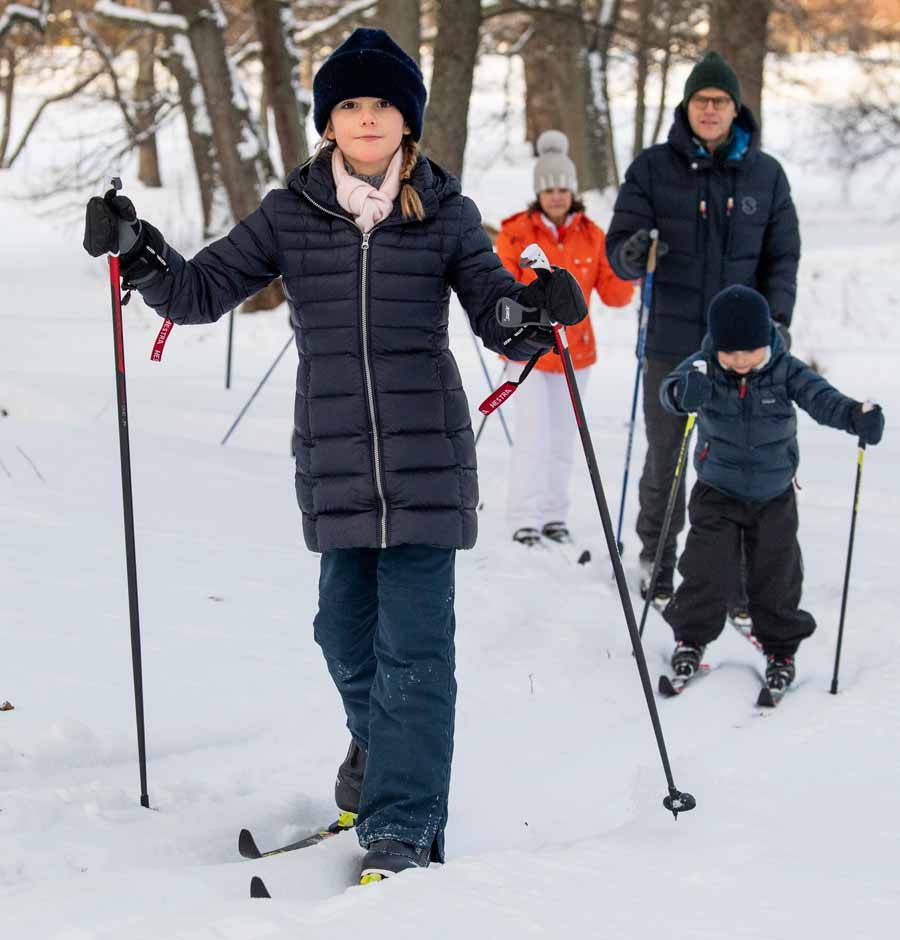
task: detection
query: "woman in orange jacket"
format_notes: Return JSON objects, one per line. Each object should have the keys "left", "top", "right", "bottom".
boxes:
{"left": 496, "top": 130, "right": 634, "bottom": 547}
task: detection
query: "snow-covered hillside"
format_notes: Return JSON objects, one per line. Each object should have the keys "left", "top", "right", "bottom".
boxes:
{"left": 1, "top": 53, "right": 899, "bottom": 939}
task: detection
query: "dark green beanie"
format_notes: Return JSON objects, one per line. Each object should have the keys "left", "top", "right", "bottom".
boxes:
{"left": 683, "top": 51, "right": 741, "bottom": 109}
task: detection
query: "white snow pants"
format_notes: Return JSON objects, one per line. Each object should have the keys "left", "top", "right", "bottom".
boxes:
{"left": 505, "top": 365, "right": 590, "bottom": 533}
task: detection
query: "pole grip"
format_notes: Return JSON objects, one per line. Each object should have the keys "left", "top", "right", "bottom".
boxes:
{"left": 646, "top": 229, "right": 660, "bottom": 275}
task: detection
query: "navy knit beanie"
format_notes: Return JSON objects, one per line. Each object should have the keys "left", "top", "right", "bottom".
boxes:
{"left": 708, "top": 286, "right": 772, "bottom": 352}
{"left": 313, "top": 28, "right": 427, "bottom": 141}
{"left": 683, "top": 51, "right": 741, "bottom": 109}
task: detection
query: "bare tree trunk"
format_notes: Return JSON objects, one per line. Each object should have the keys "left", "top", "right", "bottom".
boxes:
{"left": 632, "top": 0, "right": 654, "bottom": 160}
{"left": 375, "top": 0, "right": 421, "bottom": 63}
{"left": 522, "top": 0, "right": 610, "bottom": 190}
{"left": 168, "top": 0, "right": 268, "bottom": 221}
{"left": 650, "top": 2, "right": 678, "bottom": 145}
{"left": 252, "top": 0, "right": 308, "bottom": 177}
{"left": 708, "top": 0, "right": 771, "bottom": 135}
{"left": 0, "top": 48, "right": 14, "bottom": 168}
{"left": 422, "top": 0, "right": 480, "bottom": 177}
{"left": 157, "top": 38, "right": 225, "bottom": 236}
{"left": 590, "top": 0, "right": 623, "bottom": 187}
{"left": 134, "top": 13, "right": 162, "bottom": 188}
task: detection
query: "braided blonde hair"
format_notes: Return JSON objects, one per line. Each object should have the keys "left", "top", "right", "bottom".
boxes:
{"left": 398, "top": 136, "right": 425, "bottom": 221}
{"left": 315, "top": 124, "right": 425, "bottom": 222}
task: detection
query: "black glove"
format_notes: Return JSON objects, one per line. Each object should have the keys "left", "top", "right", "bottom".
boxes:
{"left": 83, "top": 188, "right": 143, "bottom": 258}
{"left": 518, "top": 268, "right": 588, "bottom": 326}
{"left": 619, "top": 229, "right": 669, "bottom": 278}
{"left": 774, "top": 319, "right": 792, "bottom": 351}
{"left": 851, "top": 403, "right": 884, "bottom": 446}
{"left": 674, "top": 369, "right": 712, "bottom": 412}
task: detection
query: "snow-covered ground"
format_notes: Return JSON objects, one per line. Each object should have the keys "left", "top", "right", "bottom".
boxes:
{"left": 2, "top": 53, "right": 899, "bottom": 939}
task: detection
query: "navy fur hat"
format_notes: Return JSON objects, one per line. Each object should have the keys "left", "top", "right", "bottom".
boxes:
{"left": 313, "top": 28, "right": 427, "bottom": 141}
{"left": 708, "top": 285, "right": 772, "bottom": 351}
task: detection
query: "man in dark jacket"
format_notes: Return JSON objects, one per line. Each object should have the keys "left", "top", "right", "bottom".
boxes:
{"left": 658, "top": 285, "right": 883, "bottom": 697}
{"left": 606, "top": 51, "right": 800, "bottom": 609}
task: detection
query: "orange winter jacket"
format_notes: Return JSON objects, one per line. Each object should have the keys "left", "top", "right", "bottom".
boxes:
{"left": 496, "top": 210, "right": 634, "bottom": 372}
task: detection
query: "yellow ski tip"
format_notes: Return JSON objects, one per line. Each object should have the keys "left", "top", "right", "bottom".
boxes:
{"left": 359, "top": 872, "right": 385, "bottom": 885}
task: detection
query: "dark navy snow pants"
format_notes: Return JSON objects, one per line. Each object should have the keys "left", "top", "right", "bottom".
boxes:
{"left": 313, "top": 544, "right": 457, "bottom": 861}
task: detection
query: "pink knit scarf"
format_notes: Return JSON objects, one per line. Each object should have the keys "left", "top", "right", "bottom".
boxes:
{"left": 332, "top": 147, "right": 403, "bottom": 232}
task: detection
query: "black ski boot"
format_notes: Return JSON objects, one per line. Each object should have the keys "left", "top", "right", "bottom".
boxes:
{"left": 639, "top": 560, "right": 673, "bottom": 610}
{"left": 359, "top": 839, "right": 431, "bottom": 884}
{"left": 671, "top": 641, "right": 705, "bottom": 679}
{"left": 335, "top": 739, "right": 366, "bottom": 814}
{"left": 541, "top": 521, "right": 572, "bottom": 544}
{"left": 758, "top": 655, "right": 796, "bottom": 706}
{"left": 513, "top": 527, "right": 543, "bottom": 546}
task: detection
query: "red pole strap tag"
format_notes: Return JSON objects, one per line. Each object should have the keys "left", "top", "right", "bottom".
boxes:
{"left": 479, "top": 381, "right": 518, "bottom": 416}
{"left": 477, "top": 348, "right": 545, "bottom": 415}
{"left": 151, "top": 318, "right": 175, "bottom": 362}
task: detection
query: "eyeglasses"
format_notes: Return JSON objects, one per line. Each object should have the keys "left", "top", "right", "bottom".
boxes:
{"left": 689, "top": 94, "right": 733, "bottom": 112}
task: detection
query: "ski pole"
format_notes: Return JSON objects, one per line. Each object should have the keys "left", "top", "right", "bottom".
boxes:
{"left": 638, "top": 404, "right": 698, "bottom": 638}
{"left": 225, "top": 309, "right": 235, "bottom": 389}
{"left": 467, "top": 322, "right": 513, "bottom": 447}
{"left": 830, "top": 424, "right": 870, "bottom": 695}
{"left": 220, "top": 334, "right": 294, "bottom": 446}
{"left": 615, "top": 230, "right": 660, "bottom": 554}
{"left": 474, "top": 362, "right": 509, "bottom": 447}
{"left": 517, "top": 243, "right": 695, "bottom": 819}
{"left": 105, "top": 178, "right": 150, "bottom": 809}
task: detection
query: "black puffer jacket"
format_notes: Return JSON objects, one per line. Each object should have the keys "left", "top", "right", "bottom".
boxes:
{"left": 606, "top": 106, "right": 800, "bottom": 360}
{"left": 125, "top": 154, "right": 548, "bottom": 552}
{"left": 660, "top": 329, "right": 858, "bottom": 503}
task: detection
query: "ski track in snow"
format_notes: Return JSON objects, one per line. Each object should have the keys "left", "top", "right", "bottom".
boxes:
{"left": 2, "top": 54, "right": 900, "bottom": 939}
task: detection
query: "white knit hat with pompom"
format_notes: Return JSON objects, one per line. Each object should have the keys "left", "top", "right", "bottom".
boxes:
{"left": 533, "top": 129, "right": 578, "bottom": 194}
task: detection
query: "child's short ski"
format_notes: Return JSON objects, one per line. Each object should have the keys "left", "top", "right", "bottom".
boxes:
{"left": 250, "top": 875, "right": 271, "bottom": 898}
{"left": 756, "top": 684, "right": 786, "bottom": 707}
{"left": 658, "top": 664, "right": 710, "bottom": 697}
{"left": 238, "top": 810, "right": 356, "bottom": 859}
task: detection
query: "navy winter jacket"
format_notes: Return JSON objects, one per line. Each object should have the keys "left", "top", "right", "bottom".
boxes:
{"left": 124, "top": 153, "right": 549, "bottom": 552}
{"left": 660, "top": 329, "right": 859, "bottom": 503}
{"left": 606, "top": 106, "right": 800, "bottom": 360}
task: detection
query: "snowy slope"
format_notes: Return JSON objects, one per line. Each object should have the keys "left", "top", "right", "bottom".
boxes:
{"left": 1, "top": 54, "right": 899, "bottom": 939}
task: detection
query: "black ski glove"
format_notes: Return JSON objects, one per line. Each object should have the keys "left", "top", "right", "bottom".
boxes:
{"left": 518, "top": 268, "right": 588, "bottom": 326}
{"left": 618, "top": 229, "right": 669, "bottom": 278}
{"left": 83, "top": 187, "right": 143, "bottom": 259}
{"left": 673, "top": 369, "right": 712, "bottom": 412}
{"left": 850, "top": 403, "right": 884, "bottom": 446}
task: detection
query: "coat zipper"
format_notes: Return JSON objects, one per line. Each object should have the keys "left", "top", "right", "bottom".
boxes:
{"left": 302, "top": 192, "right": 390, "bottom": 548}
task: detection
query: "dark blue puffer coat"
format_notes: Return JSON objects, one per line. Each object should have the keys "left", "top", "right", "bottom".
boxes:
{"left": 606, "top": 105, "right": 800, "bottom": 360}
{"left": 660, "top": 329, "right": 859, "bottom": 503}
{"left": 124, "top": 153, "right": 549, "bottom": 552}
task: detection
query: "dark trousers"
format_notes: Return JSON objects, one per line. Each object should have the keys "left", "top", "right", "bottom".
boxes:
{"left": 637, "top": 356, "right": 688, "bottom": 585}
{"left": 313, "top": 544, "right": 456, "bottom": 861}
{"left": 663, "top": 482, "right": 816, "bottom": 657}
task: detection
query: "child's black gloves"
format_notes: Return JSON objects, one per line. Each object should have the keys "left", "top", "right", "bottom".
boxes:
{"left": 851, "top": 403, "right": 884, "bottom": 445}
{"left": 518, "top": 268, "right": 588, "bottom": 326}
{"left": 674, "top": 369, "right": 712, "bottom": 412}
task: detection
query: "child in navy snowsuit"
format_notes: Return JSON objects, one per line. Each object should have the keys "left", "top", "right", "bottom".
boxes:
{"left": 659, "top": 285, "right": 884, "bottom": 695}
{"left": 82, "top": 29, "right": 587, "bottom": 880}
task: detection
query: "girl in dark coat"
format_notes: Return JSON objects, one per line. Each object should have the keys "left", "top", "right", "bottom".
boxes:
{"left": 83, "top": 29, "right": 587, "bottom": 882}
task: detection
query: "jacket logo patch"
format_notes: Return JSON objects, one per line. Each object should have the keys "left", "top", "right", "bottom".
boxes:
{"left": 762, "top": 396, "right": 776, "bottom": 404}
{"left": 741, "top": 196, "right": 758, "bottom": 215}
